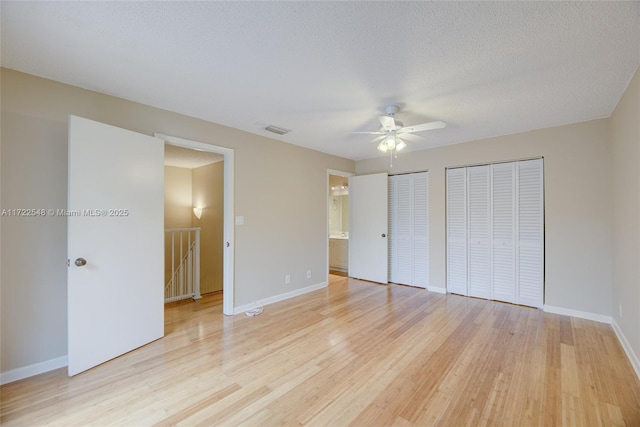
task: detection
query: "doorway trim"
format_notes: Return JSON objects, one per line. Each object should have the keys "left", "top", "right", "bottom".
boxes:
{"left": 156, "top": 133, "right": 235, "bottom": 316}
{"left": 327, "top": 169, "right": 354, "bottom": 282}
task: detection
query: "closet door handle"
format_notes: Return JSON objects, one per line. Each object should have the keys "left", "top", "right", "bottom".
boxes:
{"left": 381, "top": 233, "right": 386, "bottom": 238}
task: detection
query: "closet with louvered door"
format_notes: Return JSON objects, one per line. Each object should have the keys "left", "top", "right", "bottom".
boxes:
{"left": 411, "top": 173, "right": 429, "bottom": 288}
{"left": 516, "top": 159, "right": 544, "bottom": 307}
{"left": 446, "top": 159, "right": 544, "bottom": 307}
{"left": 446, "top": 168, "right": 467, "bottom": 295}
{"left": 388, "top": 174, "right": 412, "bottom": 286}
{"left": 388, "top": 172, "right": 429, "bottom": 288}
{"left": 491, "top": 162, "right": 516, "bottom": 304}
{"left": 467, "top": 165, "right": 491, "bottom": 299}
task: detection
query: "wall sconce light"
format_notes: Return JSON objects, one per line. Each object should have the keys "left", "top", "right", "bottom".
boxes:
{"left": 193, "top": 207, "right": 203, "bottom": 219}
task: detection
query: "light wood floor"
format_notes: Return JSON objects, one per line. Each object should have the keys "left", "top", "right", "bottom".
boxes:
{"left": 2, "top": 276, "right": 640, "bottom": 426}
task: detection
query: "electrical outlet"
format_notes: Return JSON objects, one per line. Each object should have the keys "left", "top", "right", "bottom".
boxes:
{"left": 619, "top": 303, "right": 623, "bottom": 317}
{"left": 306, "top": 270, "right": 312, "bottom": 279}
{"left": 285, "top": 274, "right": 291, "bottom": 285}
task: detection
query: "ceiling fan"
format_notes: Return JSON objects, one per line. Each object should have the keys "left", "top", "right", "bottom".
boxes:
{"left": 354, "top": 105, "right": 446, "bottom": 162}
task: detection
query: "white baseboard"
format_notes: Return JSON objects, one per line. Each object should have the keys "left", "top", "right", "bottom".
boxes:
{"left": 1, "top": 355, "right": 67, "bottom": 385}
{"left": 542, "top": 305, "right": 612, "bottom": 324}
{"left": 233, "top": 281, "right": 329, "bottom": 315}
{"left": 427, "top": 286, "right": 446, "bottom": 294}
{"left": 611, "top": 319, "right": 640, "bottom": 380}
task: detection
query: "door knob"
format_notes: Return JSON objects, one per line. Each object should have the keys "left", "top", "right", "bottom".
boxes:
{"left": 381, "top": 233, "right": 386, "bottom": 238}
{"left": 226, "top": 242, "right": 230, "bottom": 248}
{"left": 75, "top": 258, "right": 87, "bottom": 267}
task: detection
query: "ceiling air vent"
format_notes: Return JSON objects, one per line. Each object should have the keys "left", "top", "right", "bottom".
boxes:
{"left": 265, "top": 125, "right": 291, "bottom": 135}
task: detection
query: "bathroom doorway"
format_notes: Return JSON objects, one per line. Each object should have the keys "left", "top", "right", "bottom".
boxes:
{"left": 327, "top": 170, "right": 354, "bottom": 280}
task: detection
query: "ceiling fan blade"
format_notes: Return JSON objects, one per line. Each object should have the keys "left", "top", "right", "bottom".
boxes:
{"left": 369, "top": 135, "right": 386, "bottom": 144}
{"left": 397, "top": 133, "right": 426, "bottom": 142}
{"left": 378, "top": 115, "right": 396, "bottom": 131}
{"left": 350, "top": 131, "right": 385, "bottom": 135}
{"left": 399, "top": 120, "right": 446, "bottom": 133}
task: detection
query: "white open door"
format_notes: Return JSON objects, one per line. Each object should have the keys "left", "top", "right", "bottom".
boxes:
{"left": 68, "top": 116, "right": 164, "bottom": 376}
{"left": 348, "top": 173, "right": 388, "bottom": 284}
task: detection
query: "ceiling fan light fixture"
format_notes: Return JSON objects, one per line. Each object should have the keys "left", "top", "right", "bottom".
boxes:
{"left": 356, "top": 105, "right": 446, "bottom": 166}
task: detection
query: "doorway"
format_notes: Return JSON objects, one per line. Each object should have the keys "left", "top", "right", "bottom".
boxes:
{"left": 158, "top": 134, "right": 235, "bottom": 315}
{"left": 327, "top": 170, "right": 353, "bottom": 281}
{"left": 164, "top": 144, "right": 224, "bottom": 300}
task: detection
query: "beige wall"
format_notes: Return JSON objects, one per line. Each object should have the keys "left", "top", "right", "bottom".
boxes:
{"left": 357, "top": 119, "right": 613, "bottom": 315}
{"left": 329, "top": 175, "right": 348, "bottom": 188}
{"left": 1, "top": 103, "right": 69, "bottom": 372}
{"left": 164, "top": 166, "right": 193, "bottom": 229}
{"left": 192, "top": 161, "right": 224, "bottom": 294}
{"left": 610, "top": 66, "right": 640, "bottom": 362}
{"left": 0, "top": 68, "right": 355, "bottom": 374}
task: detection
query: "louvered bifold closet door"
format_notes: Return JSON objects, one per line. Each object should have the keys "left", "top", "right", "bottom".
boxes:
{"left": 446, "top": 168, "right": 468, "bottom": 295}
{"left": 467, "top": 165, "right": 491, "bottom": 299}
{"left": 388, "top": 175, "right": 412, "bottom": 285}
{"left": 412, "top": 172, "right": 429, "bottom": 288}
{"left": 517, "top": 159, "right": 544, "bottom": 308}
{"left": 388, "top": 173, "right": 429, "bottom": 288}
{"left": 491, "top": 163, "right": 516, "bottom": 304}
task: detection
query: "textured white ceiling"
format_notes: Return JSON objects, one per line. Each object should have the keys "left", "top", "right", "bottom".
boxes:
{"left": 2, "top": 2, "right": 639, "bottom": 161}
{"left": 164, "top": 144, "right": 223, "bottom": 169}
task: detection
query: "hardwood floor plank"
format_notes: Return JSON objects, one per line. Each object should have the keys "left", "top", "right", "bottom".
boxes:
{"left": 2, "top": 278, "right": 639, "bottom": 426}
{"left": 152, "top": 383, "right": 242, "bottom": 427}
